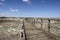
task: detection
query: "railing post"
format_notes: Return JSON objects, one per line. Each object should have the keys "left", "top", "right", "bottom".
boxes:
{"left": 22, "top": 19, "right": 24, "bottom": 29}
{"left": 41, "top": 19, "right": 43, "bottom": 29}
{"left": 34, "top": 19, "right": 35, "bottom": 25}
{"left": 48, "top": 19, "right": 50, "bottom": 33}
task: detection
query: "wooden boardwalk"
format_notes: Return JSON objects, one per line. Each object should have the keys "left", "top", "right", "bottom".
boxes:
{"left": 0, "top": 17, "right": 60, "bottom": 40}
{"left": 24, "top": 20, "right": 55, "bottom": 40}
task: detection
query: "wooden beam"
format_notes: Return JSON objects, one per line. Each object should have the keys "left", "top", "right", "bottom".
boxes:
{"left": 48, "top": 19, "right": 50, "bottom": 33}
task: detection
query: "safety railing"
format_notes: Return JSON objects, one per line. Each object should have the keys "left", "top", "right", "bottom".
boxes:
{"left": 25, "top": 18, "right": 60, "bottom": 40}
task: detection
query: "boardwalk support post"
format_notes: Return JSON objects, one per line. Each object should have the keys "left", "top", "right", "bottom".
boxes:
{"left": 34, "top": 18, "right": 35, "bottom": 25}
{"left": 41, "top": 19, "right": 43, "bottom": 29}
{"left": 48, "top": 19, "right": 50, "bottom": 33}
{"left": 22, "top": 19, "right": 27, "bottom": 40}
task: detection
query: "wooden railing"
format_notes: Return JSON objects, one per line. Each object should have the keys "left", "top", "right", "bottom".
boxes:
{"left": 21, "top": 19, "right": 27, "bottom": 40}
{"left": 25, "top": 18, "right": 60, "bottom": 40}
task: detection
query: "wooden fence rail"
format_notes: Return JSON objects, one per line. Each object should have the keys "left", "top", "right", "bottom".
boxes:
{"left": 25, "top": 18, "right": 60, "bottom": 40}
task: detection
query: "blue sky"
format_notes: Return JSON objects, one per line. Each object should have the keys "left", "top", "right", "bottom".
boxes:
{"left": 0, "top": 0, "right": 60, "bottom": 17}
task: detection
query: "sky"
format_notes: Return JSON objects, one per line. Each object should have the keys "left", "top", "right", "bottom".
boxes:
{"left": 0, "top": 0, "right": 60, "bottom": 18}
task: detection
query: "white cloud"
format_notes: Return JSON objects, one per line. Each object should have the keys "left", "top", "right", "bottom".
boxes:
{"left": 0, "top": 0, "right": 5, "bottom": 5}
{"left": 10, "top": 9, "right": 19, "bottom": 12}
{"left": 22, "top": 0, "right": 30, "bottom": 2}
{"left": 22, "top": 0, "right": 31, "bottom": 5}
{"left": 0, "top": 2, "right": 4, "bottom": 5}
{"left": 1, "top": 0, "right": 5, "bottom": 1}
